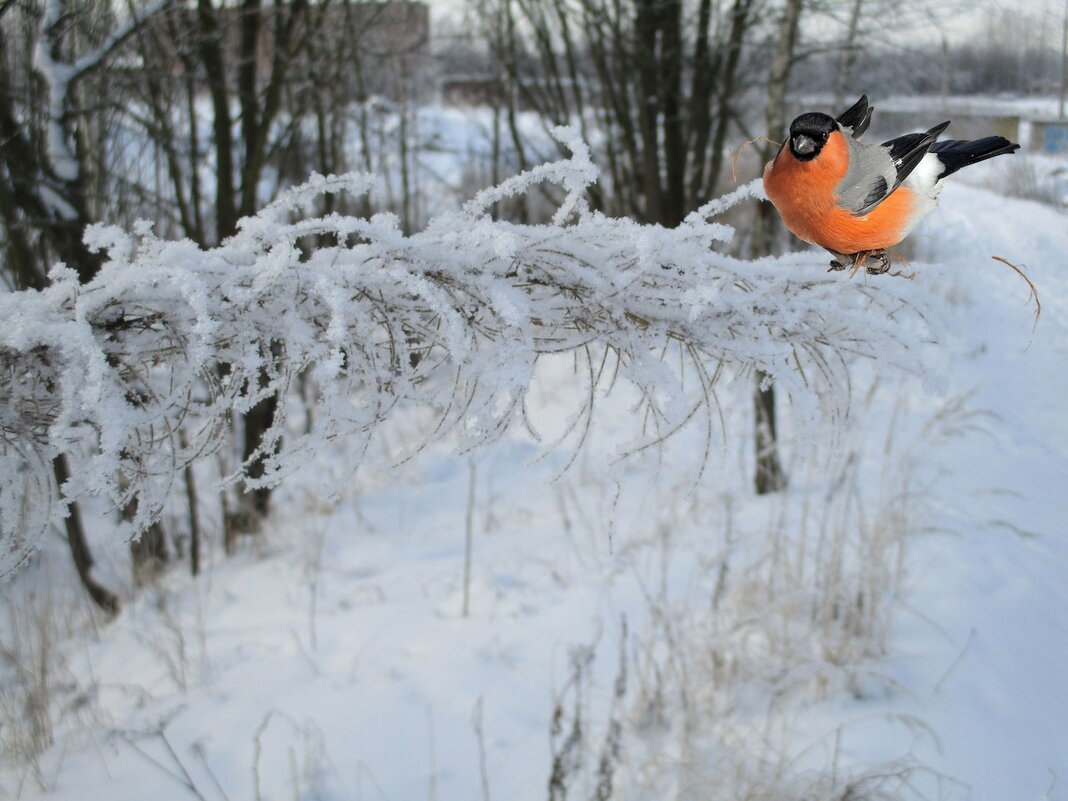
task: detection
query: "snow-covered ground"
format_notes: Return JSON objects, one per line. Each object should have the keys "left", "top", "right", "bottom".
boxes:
{"left": 885, "top": 181, "right": 1068, "bottom": 799}
{"left": 770, "top": 179, "right": 1068, "bottom": 801}
{"left": 1, "top": 171, "right": 1066, "bottom": 800}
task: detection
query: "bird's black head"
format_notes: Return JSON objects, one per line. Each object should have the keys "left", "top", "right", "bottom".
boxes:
{"left": 788, "top": 112, "right": 836, "bottom": 161}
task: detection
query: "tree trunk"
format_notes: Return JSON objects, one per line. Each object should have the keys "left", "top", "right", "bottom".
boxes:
{"left": 753, "top": 371, "right": 786, "bottom": 494}
{"left": 120, "top": 474, "right": 170, "bottom": 585}
{"left": 241, "top": 392, "right": 278, "bottom": 527}
{"left": 0, "top": 26, "right": 120, "bottom": 611}
{"left": 750, "top": 0, "right": 803, "bottom": 495}
{"left": 635, "top": 0, "right": 663, "bottom": 224}
{"left": 196, "top": 0, "right": 238, "bottom": 240}
{"left": 834, "top": 0, "right": 864, "bottom": 108}
{"left": 53, "top": 456, "right": 120, "bottom": 615}
{"left": 703, "top": 0, "right": 755, "bottom": 199}
{"left": 129, "top": 523, "right": 169, "bottom": 587}
{"left": 185, "top": 462, "right": 202, "bottom": 577}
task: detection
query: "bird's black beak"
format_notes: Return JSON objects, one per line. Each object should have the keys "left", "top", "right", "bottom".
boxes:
{"left": 792, "top": 134, "right": 816, "bottom": 156}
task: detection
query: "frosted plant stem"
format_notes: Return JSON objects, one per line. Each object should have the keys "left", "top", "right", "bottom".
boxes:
{"left": 463, "top": 458, "right": 477, "bottom": 618}
{"left": 0, "top": 135, "right": 948, "bottom": 573}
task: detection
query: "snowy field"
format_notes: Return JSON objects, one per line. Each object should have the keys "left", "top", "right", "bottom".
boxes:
{"left": 1, "top": 153, "right": 1067, "bottom": 800}
{"left": 895, "top": 180, "right": 1068, "bottom": 800}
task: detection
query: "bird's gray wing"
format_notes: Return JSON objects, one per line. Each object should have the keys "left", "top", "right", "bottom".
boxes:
{"left": 837, "top": 120, "right": 951, "bottom": 216}
{"left": 836, "top": 134, "right": 898, "bottom": 216}
{"left": 836, "top": 95, "right": 873, "bottom": 140}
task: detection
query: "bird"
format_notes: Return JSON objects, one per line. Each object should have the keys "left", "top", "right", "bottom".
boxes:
{"left": 762, "top": 95, "right": 1020, "bottom": 275}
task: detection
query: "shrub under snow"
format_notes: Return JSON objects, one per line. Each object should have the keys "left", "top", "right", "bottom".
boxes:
{"left": 0, "top": 127, "right": 946, "bottom": 575}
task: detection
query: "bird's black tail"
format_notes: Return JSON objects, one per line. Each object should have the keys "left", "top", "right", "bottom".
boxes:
{"left": 930, "top": 136, "right": 1020, "bottom": 180}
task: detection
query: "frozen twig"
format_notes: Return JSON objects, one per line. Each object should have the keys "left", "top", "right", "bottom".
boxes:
{"left": 0, "top": 137, "right": 947, "bottom": 574}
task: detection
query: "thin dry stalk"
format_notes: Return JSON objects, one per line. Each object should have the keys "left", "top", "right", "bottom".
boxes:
{"left": 991, "top": 255, "right": 1041, "bottom": 333}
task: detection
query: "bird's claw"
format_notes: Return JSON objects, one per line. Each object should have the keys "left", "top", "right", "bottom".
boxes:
{"left": 827, "top": 250, "right": 892, "bottom": 276}
{"left": 863, "top": 250, "right": 890, "bottom": 275}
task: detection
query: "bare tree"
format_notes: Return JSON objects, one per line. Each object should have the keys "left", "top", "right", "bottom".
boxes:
{"left": 120, "top": 0, "right": 338, "bottom": 542}
{"left": 0, "top": 0, "right": 180, "bottom": 610}
{"left": 472, "top": 0, "right": 760, "bottom": 226}
{"left": 470, "top": 0, "right": 801, "bottom": 494}
{"left": 121, "top": 1, "right": 433, "bottom": 543}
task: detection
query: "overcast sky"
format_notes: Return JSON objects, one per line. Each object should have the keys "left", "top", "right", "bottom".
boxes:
{"left": 937, "top": 0, "right": 1067, "bottom": 43}
{"left": 430, "top": 0, "right": 1068, "bottom": 48}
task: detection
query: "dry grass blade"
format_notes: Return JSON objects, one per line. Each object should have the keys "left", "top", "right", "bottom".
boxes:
{"left": 731, "top": 135, "right": 780, "bottom": 182}
{"left": 991, "top": 255, "right": 1041, "bottom": 333}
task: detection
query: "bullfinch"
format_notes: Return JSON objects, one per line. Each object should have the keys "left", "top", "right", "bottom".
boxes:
{"left": 763, "top": 95, "right": 1020, "bottom": 274}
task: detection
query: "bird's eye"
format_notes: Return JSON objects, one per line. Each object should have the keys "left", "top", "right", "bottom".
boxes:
{"left": 792, "top": 134, "right": 816, "bottom": 155}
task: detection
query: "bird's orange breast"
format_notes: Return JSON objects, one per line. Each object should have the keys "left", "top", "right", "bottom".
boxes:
{"left": 763, "top": 131, "right": 915, "bottom": 254}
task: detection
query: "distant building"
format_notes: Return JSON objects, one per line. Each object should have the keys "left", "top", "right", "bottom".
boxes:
{"left": 441, "top": 75, "right": 506, "bottom": 108}
{"left": 439, "top": 74, "right": 585, "bottom": 112}
{"left": 1026, "top": 120, "right": 1068, "bottom": 153}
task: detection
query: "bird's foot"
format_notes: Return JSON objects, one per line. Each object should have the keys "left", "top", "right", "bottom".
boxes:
{"left": 828, "top": 250, "right": 894, "bottom": 276}
{"left": 863, "top": 249, "right": 890, "bottom": 275}
{"left": 828, "top": 253, "right": 850, "bottom": 272}
{"left": 831, "top": 249, "right": 891, "bottom": 277}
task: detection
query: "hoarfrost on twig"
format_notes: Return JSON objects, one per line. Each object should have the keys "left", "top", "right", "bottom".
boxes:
{"left": 0, "top": 127, "right": 946, "bottom": 575}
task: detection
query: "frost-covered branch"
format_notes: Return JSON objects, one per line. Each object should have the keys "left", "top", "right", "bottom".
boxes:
{"left": 0, "top": 128, "right": 946, "bottom": 575}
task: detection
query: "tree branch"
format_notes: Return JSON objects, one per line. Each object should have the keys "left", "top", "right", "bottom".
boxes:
{"left": 0, "top": 138, "right": 946, "bottom": 576}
